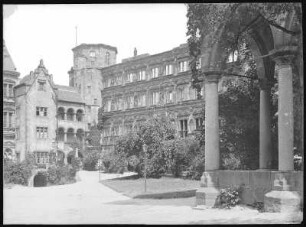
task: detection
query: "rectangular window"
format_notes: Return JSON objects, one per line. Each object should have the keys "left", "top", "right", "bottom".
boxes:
{"left": 38, "top": 81, "right": 46, "bottom": 91}
{"left": 36, "top": 107, "right": 47, "bottom": 117}
{"left": 139, "top": 70, "right": 146, "bottom": 80}
{"left": 165, "top": 64, "right": 173, "bottom": 75}
{"left": 36, "top": 127, "right": 48, "bottom": 139}
{"left": 127, "top": 73, "right": 134, "bottom": 83}
{"left": 3, "top": 83, "right": 7, "bottom": 97}
{"left": 9, "top": 84, "right": 13, "bottom": 97}
{"left": 152, "top": 67, "right": 159, "bottom": 78}
{"left": 179, "top": 61, "right": 188, "bottom": 72}
{"left": 196, "top": 118, "right": 204, "bottom": 130}
{"left": 166, "top": 91, "right": 173, "bottom": 103}
{"left": 180, "top": 119, "right": 188, "bottom": 138}
{"left": 152, "top": 91, "right": 159, "bottom": 105}
{"left": 35, "top": 152, "right": 49, "bottom": 164}
{"left": 94, "top": 98, "right": 97, "bottom": 105}
{"left": 3, "top": 112, "right": 7, "bottom": 128}
{"left": 9, "top": 113, "right": 13, "bottom": 127}
{"left": 87, "top": 85, "right": 91, "bottom": 94}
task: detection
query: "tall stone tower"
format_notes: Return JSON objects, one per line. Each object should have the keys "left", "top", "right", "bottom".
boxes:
{"left": 68, "top": 43, "right": 117, "bottom": 130}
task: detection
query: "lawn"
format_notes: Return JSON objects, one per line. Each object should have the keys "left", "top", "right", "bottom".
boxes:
{"left": 101, "top": 176, "right": 200, "bottom": 198}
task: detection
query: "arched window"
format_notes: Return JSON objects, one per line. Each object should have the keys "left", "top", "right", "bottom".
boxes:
{"left": 57, "top": 107, "right": 65, "bottom": 120}
{"left": 67, "top": 108, "right": 74, "bottom": 121}
{"left": 67, "top": 128, "right": 74, "bottom": 143}
{"left": 76, "top": 129, "right": 84, "bottom": 142}
{"left": 57, "top": 128, "right": 65, "bottom": 141}
{"left": 76, "top": 109, "right": 83, "bottom": 122}
{"left": 105, "top": 52, "right": 110, "bottom": 66}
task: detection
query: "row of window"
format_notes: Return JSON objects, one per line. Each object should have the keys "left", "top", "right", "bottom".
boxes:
{"left": 36, "top": 107, "right": 48, "bottom": 117}
{"left": 103, "top": 60, "right": 194, "bottom": 89}
{"left": 102, "top": 118, "right": 204, "bottom": 140}
{"left": 103, "top": 87, "right": 203, "bottom": 112}
{"left": 57, "top": 108, "right": 84, "bottom": 121}
{"left": 36, "top": 127, "right": 48, "bottom": 139}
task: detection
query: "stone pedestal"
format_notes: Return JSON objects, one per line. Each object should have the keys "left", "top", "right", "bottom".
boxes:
{"left": 264, "top": 173, "right": 301, "bottom": 213}
{"left": 195, "top": 171, "right": 220, "bottom": 207}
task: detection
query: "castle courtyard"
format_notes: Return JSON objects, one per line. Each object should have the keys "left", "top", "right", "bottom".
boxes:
{"left": 3, "top": 171, "right": 302, "bottom": 224}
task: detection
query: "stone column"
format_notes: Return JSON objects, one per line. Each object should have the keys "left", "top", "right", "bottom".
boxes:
{"left": 196, "top": 72, "right": 221, "bottom": 207}
{"left": 204, "top": 74, "right": 221, "bottom": 170}
{"left": 259, "top": 78, "right": 273, "bottom": 169}
{"left": 64, "top": 132, "right": 67, "bottom": 142}
{"left": 64, "top": 113, "right": 66, "bottom": 120}
{"left": 264, "top": 48, "right": 301, "bottom": 213}
{"left": 273, "top": 54, "right": 294, "bottom": 171}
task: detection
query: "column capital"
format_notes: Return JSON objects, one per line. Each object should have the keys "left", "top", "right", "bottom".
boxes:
{"left": 258, "top": 77, "right": 273, "bottom": 90}
{"left": 269, "top": 46, "right": 298, "bottom": 68}
{"left": 203, "top": 71, "right": 222, "bottom": 83}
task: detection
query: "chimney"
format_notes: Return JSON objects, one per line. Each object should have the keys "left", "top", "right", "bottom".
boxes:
{"left": 134, "top": 47, "right": 137, "bottom": 57}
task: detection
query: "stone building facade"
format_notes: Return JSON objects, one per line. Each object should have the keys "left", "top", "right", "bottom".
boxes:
{"left": 99, "top": 44, "right": 210, "bottom": 151}
{"left": 14, "top": 60, "right": 86, "bottom": 166}
{"left": 3, "top": 41, "right": 20, "bottom": 161}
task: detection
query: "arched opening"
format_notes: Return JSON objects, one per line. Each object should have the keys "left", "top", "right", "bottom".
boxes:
{"left": 57, "top": 127, "right": 65, "bottom": 141}
{"left": 67, "top": 108, "right": 74, "bottom": 121}
{"left": 76, "top": 129, "right": 84, "bottom": 142}
{"left": 56, "top": 150, "right": 65, "bottom": 165}
{"left": 76, "top": 109, "right": 83, "bottom": 122}
{"left": 33, "top": 172, "right": 47, "bottom": 187}
{"left": 4, "top": 148, "right": 13, "bottom": 160}
{"left": 67, "top": 128, "right": 74, "bottom": 143}
{"left": 57, "top": 107, "right": 65, "bottom": 120}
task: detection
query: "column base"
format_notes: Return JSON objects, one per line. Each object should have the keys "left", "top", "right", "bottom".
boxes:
{"left": 264, "top": 190, "right": 301, "bottom": 213}
{"left": 264, "top": 172, "right": 302, "bottom": 213}
{"left": 195, "top": 187, "right": 220, "bottom": 207}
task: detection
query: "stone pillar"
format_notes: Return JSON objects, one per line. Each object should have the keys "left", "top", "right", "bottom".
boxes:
{"left": 204, "top": 74, "right": 221, "bottom": 170}
{"left": 196, "top": 72, "right": 221, "bottom": 207}
{"left": 259, "top": 78, "right": 273, "bottom": 169}
{"left": 64, "top": 113, "right": 66, "bottom": 120}
{"left": 64, "top": 132, "right": 67, "bottom": 142}
{"left": 273, "top": 53, "right": 294, "bottom": 171}
{"left": 264, "top": 47, "right": 301, "bottom": 213}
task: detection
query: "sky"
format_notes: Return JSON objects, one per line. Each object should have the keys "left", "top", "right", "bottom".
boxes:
{"left": 3, "top": 4, "right": 189, "bottom": 86}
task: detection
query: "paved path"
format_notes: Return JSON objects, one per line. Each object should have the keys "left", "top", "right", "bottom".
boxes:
{"left": 3, "top": 171, "right": 303, "bottom": 224}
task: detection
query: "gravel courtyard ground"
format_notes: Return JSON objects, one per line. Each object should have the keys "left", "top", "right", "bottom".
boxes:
{"left": 3, "top": 170, "right": 303, "bottom": 224}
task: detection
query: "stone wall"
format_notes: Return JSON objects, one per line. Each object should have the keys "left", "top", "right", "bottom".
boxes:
{"left": 207, "top": 170, "right": 303, "bottom": 205}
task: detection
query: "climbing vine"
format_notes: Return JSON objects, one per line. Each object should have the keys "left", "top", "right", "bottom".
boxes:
{"left": 187, "top": 3, "right": 302, "bottom": 92}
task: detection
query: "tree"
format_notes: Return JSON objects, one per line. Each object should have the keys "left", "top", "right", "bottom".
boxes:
{"left": 187, "top": 3, "right": 303, "bottom": 170}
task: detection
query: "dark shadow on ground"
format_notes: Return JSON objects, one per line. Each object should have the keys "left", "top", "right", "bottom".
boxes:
{"left": 106, "top": 197, "right": 196, "bottom": 207}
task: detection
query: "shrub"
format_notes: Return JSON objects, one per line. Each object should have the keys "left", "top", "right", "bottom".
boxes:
{"left": 47, "top": 164, "right": 77, "bottom": 185}
{"left": 83, "top": 149, "right": 101, "bottom": 171}
{"left": 3, "top": 153, "right": 36, "bottom": 186}
{"left": 47, "top": 164, "right": 59, "bottom": 184}
{"left": 71, "top": 156, "right": 83, "bottom": 171}
{"left": 214, "top": 186, "right": 242, "bottom": 209}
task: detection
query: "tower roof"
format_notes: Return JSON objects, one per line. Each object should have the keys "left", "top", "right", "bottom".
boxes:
{"left": 72, "top": 43, "right": 118, "bottom": 54}
{"left": 3, "top": 40, "right": 17, "bottom": 72}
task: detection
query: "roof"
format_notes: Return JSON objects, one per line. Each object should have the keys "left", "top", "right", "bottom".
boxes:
{"left": 3, "top": 40, "right": 17, "bottom": 72}
{"left": 55, "top": 85, "right": 85, "bottom": 104}
{"left": 19, "top": 73, "right": 35, "bottom": 85}
{"left": 72, "top": 43, "right": 118, "bottom": 53}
